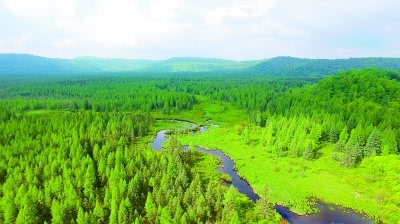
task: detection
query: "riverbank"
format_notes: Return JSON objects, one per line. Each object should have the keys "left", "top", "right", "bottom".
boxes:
{"left": 149, "top": 118, "right": 375, "bottom": 223}
{"left": 178, "top": 126, "right": 386, "bottom": 222}
{"left": 147, "top": 98, "right": 397, "bottom": 223}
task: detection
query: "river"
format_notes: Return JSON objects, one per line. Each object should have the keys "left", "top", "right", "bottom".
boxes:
{"left": 150, "top": 120, "right": 374, "bottom": 224}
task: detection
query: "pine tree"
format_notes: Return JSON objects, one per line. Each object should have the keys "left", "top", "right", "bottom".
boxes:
{"left": 229, "top": 211, "right": 241, "bottom": 224}
{"left": 109, "top": 197, "right": 118, "bottom": 224}
{"left": 16, "top": 194, "right": 39, "bottom": 224}
{"left": 347, "top": 124, "right": 363, "bottom": 146}
{"left": 145, "top": 192, "right": 157, "bottom": 222}
{"left": 336, "top": 126, "right": 349, "bottom": 152}
{"left": 180, "top": 212, "right": 189, "bottom": 224}
{"left": 256, "top": 184, "right": 275, "bottom": 221}
{"left": 329, "top": 125, "right": 339, "bottom": 143}
{"left": 222, "top": 186, "right": 237, "bottom": 222}
{"left": 51, "top": 200, "right": 64, "bottom": 224}
{"left": 195, "top": 194, "right": 208, "bottom": 221}
{"left": 93, "top": 200, "right": 105, "bottom": 222}
{"left": 341, "top": 144, "right": 357, "bottom": 168}
{"left": 118, "top": 199, "right": 128, "bottom": 224}
{"left": 353, "top": 142, "right": 364, "bottom": 163}
{"left": 309, "top": 123, "right": 322, "bottom": 148}
{"left": 364, "top": 128, "right": 381, "bottom": 157}
{"left": 381, "top": 128, "right": 398, "bottom": 155}
{"left": 339, "top": 126, "right": 349, "bottom": 145}
{"left": 76, "top": 207, "right": 86, "bottom": 224}
{"left": 303, "top": 142, "right": 315, "bottom": 160}
{"left": 159, "top": 207, "right": 172, "bottom": 224}
{"left": 173, "top": 203, "right": 184, "bottom": 224}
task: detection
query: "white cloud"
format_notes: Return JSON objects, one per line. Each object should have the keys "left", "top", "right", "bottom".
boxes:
{"left": 53, "top": 0, "right": 187, "bottom": 48}
{"left": 3, "top": 0, "right": 75, "bottom": 22}
{"left": 52, "top": 39, "right": 77, "bottom": 47}
{"left": 3, "top": 36, "right": 30, "bottom": 47}
{"left": 204, "top": 0, "right": 276, "bottom": 25}
{"left": 1, "top": 0, "right": 399, "bottom": 59}
{"left": 0, "top": 36, "right": 30, "bottom": 53}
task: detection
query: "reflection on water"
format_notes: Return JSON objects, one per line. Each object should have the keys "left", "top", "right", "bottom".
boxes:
{"left": 150, "top": 120, "right": 374, "bottom": 224}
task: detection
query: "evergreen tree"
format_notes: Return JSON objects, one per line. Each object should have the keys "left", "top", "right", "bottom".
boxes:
{"left": 222, "top": 186, "right": 238, "bottom": 222}
{"left": 159, "top": 207, "right": 172, "bottom": 224}
{"left": 336, "top": 126, "right": 349, "bottom": 152}
{"left": 256, "top": 184, "right": 275, "bottom": 221}
{"left": 381, "top": 128, "right": 398, "bottom": 155}
{"left": 353, "top": 142, "right": 364, "bottom": 163}
{"left": 364, "top": 128, "right": 381, "bottom": 157}
{"left": 229, "top": 211, "right": 241, "bottom": 224}
{"left": 329, "top": 125, "right": 338, "bottom": 143}
{"left": 339, "top": 126, "right": 349, "bottom": 145}
{"left": 145, "top": 192, "right": 157, "bottom": 222}
{"left": 341, "top": 144, "right": 357, "bottom": 168}
{"left": 303, "top": 142, "right": 315, "bottom": 160}
{"left": 16, "top": 194, "right": 39, "bottom": 224}
{"left": 51, "top": 200, "right": 64, "bottom": 224}
{"left": 173, "top": 203, "right": 183, "bottom": 224}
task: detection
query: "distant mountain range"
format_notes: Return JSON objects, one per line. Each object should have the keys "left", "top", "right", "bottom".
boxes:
{"left": 1, "top": 54, "right": 400, "bottom": 77}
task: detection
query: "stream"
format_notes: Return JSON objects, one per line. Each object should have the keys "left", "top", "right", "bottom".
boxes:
{"left": 151, "top": 120, "right": 374, "bottom": 224}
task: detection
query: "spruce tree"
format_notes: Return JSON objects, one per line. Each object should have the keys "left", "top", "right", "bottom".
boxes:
{"left": 256, "top": 184, "right": 275, "bottom": 221}
{"left": 381, "top": 128, "right": 398, "bottom": 155}
{"left": 364, "top": 128, "right": 381, "bottom": 157}
{"left": 341, "top": 144, "right": 357, "bottom": 168}
{"left": 303, "top": 142, "right": 315, "bottom": 160}
{"left": 329, "top": 125, "right": 338, "bottom": 143}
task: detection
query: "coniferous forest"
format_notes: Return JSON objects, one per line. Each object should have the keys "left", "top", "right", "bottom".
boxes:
{"left": 1, "top": 55, "right": 400, "bottom": 223}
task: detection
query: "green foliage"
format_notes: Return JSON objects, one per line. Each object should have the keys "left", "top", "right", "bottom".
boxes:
{"left": 2, "top": 66, "right": 400, "bottom": 223}
{"left": 0, "top": 107, "right": 273, "bottom": 223}
{"left": 256, "top": 184, "right": 275, "bottom": 221}
{"left": 254, "top": 56, "right": 400, "bottom": 76}
{"left": 329, "top": 125, "right": 338, "bottom": 143}
{"left": 381, "top": 128, "right": 398, "bottom": 155}
{"left": 303, "top": 143, "right": 315, "bottom": 161}
{"left": 364, "top": 128, "right": 381, "bottom": 157}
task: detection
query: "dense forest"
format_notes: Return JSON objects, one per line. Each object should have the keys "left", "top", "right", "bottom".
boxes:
{"left": 1, "top": 55, "right": 400, "bottom": 223}
{"left": 0, "top": 110, "right": 276, "bottom": 223}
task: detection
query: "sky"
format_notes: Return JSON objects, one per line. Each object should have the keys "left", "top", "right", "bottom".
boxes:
{"left": 0, "top": 0, "right": 399, "bottom": 60}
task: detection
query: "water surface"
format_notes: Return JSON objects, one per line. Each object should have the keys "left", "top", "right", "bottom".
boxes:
{"left": 150, "top": 120, "right": 373, "bottom": 224}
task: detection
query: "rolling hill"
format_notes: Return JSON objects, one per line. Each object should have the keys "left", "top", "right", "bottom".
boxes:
{"left": 1, "top": 54, "right": 400, "bottom": 77}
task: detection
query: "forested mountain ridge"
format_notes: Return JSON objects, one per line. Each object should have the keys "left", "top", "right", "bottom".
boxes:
{"left": 253, "top": 57, "right": 400, "bottom": 76}
{"left": 0, "top": 54, "right": 259, "bottom": 75}
{"left": 2, "top": 54, "right": 400, "bottom": 77}
{"left": 72, "top": 57, "right": 160, "bottom": 72}
{"left": 145, "top": 57, "right": 262, "bottom": 73}
{"left": 314, "top": 69, "right": 400, "bottom": 116}
{"left": 0, "top": 54, "right": 159, "bottom": 76}
{"left": 268, "top": 68, "right": 400, "bottom": 123}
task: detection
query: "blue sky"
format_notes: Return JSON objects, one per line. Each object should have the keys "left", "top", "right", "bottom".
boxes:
{"left": 0, "top": 0, "right": 399, "bottom": 60}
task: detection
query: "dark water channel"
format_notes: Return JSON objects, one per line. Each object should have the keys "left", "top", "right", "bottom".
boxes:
{"left": 150, "top": 120, "right": 374, "bottom": 224}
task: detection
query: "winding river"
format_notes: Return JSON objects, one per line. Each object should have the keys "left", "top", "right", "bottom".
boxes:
{"left": 151, "top": 120, "right": 374, "bottom": 224}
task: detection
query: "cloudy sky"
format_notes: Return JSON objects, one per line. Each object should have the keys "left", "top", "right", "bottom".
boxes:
{"left": 0, "top": 0, "right": 399, "bottom": 60}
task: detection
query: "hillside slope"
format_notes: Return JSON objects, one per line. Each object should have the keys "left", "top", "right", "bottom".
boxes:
{"left": 254, "top": 57, "right": 400, "bottom": 76}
